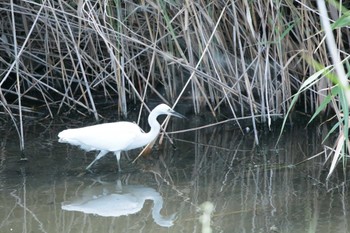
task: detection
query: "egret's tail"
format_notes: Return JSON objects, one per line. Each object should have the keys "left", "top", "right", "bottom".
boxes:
{"left": 58, "top": 129, "right": 80, "bottom": 144}
{"left": 58, "top": 128, "right": 93, "bottom": 151}
{"left": 58, "top": 129, "right": 70, "bottom": 143}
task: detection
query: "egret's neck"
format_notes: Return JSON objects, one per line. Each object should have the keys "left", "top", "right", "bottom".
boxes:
{"left": 151, "top": 194, "right": 175, "bottom": 227}
{"left": 145, "top": 110, "right": 161, "bottom": 143}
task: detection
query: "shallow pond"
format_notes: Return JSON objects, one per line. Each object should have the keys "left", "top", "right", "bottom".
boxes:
{"left": 0, "top": 115, "right": 349, "bottom": 233}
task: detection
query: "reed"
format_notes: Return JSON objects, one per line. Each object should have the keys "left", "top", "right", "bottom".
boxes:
{"left": 0, "top": 0, "right": 349, "bottom": 176}
{"left": 278, "top": 0, "right": 350, "bottom": 179}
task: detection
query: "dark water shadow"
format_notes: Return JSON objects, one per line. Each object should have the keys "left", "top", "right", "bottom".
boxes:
{"left": 0, "top": 115, "right": 349, "bottom": 233}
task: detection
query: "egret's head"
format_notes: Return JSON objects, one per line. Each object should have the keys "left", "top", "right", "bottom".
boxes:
{"left": 153, "top": 104, "right": 185, "bottom": 118}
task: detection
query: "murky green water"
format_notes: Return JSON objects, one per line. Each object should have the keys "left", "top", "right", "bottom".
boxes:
{"left": 0, "top": 116, "right": 349, "bottom": 233}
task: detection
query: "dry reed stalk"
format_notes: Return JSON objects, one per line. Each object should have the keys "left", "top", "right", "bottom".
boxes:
{"left": 10, "top": 0, "right": 24, "bottom": 152}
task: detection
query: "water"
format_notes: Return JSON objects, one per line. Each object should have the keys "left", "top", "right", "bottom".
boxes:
{"left": 0, "top": 116, "right": 349, "bottom": 233}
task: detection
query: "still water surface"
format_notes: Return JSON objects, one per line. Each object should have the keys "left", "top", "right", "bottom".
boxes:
{"left": 0, "top": 116, "right": 349, "bottom": 233}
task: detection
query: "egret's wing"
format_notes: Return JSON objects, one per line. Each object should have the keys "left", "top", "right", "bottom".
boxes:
{"left": 59, "top": 122, "right": 142, "bottom": 152}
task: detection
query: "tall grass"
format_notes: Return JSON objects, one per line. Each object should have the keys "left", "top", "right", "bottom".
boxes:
{"left": 281, "top": 0, "right": 350, "bottom": 179}
{"left": 0, "top": 0, "right": 349, "bottom": 176}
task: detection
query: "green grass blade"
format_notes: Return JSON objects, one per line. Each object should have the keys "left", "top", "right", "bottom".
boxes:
{"left": 322, "top": 120, "right": 341, "bottom": 144}
{"left": 307, "top": 94, "right": 332, "bottom": 125}
{"left": 277, "top": 68, "right": 326, "bottom": 145}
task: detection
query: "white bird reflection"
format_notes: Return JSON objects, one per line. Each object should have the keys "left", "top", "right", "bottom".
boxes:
{"left": 62, "top": 179, "right": 176, "bottom": 227}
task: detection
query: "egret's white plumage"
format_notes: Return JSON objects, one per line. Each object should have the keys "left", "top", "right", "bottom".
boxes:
{"left": 58, "top": 104, "right": 183, "bottom": 170}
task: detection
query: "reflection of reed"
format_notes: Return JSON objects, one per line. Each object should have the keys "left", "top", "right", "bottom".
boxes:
{"left": 146, "top": 120, "right": 350, "bottom": 232}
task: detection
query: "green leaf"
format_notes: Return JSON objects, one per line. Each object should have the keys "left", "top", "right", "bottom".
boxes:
{"left": 322, "top": 120, "right": 341, "bottom": 144}
{"left": 308, "top": 94, "right": 332, "bottom": 125}
{"left": 331, "top": 13, "right": 350, "bottom": 29}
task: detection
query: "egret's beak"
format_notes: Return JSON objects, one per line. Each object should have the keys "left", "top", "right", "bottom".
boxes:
{"left": 169, "top": 109, "right": 186, "bottom": 119}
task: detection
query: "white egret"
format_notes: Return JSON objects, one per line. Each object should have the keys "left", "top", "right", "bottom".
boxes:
{"left": 58, "top": 104, "right": 184, "bottom": 171}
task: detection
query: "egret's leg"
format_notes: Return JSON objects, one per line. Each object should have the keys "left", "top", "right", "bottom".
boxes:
{"left": 114, "top": 151, "right": 122, "bottom": 171}
{"left": 86, "top": 150, "right": 108, "bottom": 170}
